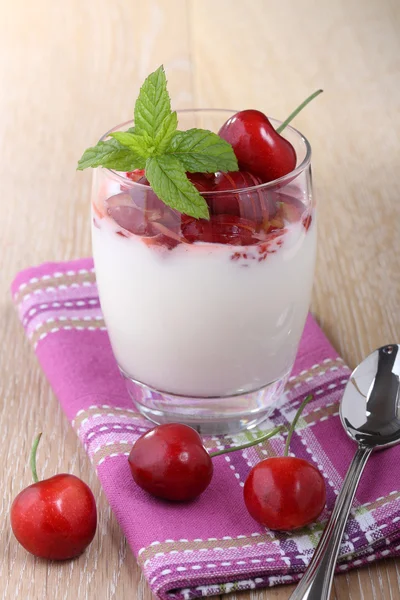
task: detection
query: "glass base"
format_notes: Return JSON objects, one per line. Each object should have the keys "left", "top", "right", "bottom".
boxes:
{"left": 121, "top": 370, "right": 289, "bottom": 435}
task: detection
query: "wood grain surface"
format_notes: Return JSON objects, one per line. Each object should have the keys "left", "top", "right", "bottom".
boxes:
{"left": 1, "top": 0, "right": 399, "bottom": 599}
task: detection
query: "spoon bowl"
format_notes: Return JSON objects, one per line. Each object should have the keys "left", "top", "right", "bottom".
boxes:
{"left": 341, "top": 344, "right": 400, "bottom": 448}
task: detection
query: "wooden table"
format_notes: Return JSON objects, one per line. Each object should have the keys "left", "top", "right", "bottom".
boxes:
{"left": 1, "top": 0, "right": 399, "bottom": 598}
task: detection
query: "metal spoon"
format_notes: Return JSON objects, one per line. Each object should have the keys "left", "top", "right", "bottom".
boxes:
{"left": 289, "top": 343, "right": 400, "bottom": 600}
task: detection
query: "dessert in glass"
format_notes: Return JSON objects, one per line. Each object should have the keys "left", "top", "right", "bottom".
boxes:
{"left": 90, "top": 108, "right": 315, "bottom": 434}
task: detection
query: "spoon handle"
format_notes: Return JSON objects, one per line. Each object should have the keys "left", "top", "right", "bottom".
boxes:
{"left": 289, "top": 445, "right": 373, "bottom": 600}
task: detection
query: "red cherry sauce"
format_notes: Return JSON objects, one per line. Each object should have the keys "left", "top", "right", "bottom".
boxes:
{"left": 103, "top": 169, "right": 310, "bottom": 252}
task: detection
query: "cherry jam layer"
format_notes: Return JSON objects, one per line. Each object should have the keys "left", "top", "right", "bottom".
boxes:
{"left": 93, "top": 179, "right": 312, "bottom": 251}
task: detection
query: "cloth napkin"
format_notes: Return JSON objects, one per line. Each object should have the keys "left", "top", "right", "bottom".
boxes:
{"left": 12, "top": 258, "right": 400, "bottom": 599}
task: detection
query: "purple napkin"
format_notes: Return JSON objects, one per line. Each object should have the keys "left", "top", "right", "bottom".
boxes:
{"left": 12, "top": 258, "right": 400, "bottom": 599}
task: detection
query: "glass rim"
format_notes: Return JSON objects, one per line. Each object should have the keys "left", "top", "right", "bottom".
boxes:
{"left": 99, "top": 108, "right": 312, "bottom": 195}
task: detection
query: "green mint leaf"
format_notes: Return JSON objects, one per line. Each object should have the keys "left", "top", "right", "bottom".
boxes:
{"left": 77, "top": 138, "right": 142, "bottom": 171}
{"left": 154, "top": 111, "right": 178, "bottom": 153}
{"left": 109, "top": 131, "right": 150, "bottom": 166}
{"left": 167, "top": 128, "right": 239, "bottom": 173}
{"left": 134, "top": 65, "right": 172, "bottom": 141}
{"left": 146, "top": 155, "right": 209, "bottom": 220}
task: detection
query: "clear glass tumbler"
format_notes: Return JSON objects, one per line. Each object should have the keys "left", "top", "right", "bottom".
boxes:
{"left": 91, "top": 110, "right": 316, "bottom": 434}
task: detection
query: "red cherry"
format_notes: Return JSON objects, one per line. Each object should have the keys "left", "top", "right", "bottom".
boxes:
{"left": 128, "top": 424, "right": 213, "bottom": 501}
{"left": 106, "top": 193, "right": 152, "bottom": 235}
{"left": 182, "top": 214, "right": 260, "bottom": 245}
{"left": 187, "top": 172, "right": 216, "bottom": 192}
{"left": 10, "top": 435, "right": 97, "bottom": 560}
{"left": 211, "top": 171, "right": 273, "bottom": 221}
{"left": 136, "top": 174, "right": 150, "bottom": 185}
{"left": 212, "top": 171, "right": 259, "bottom": 217}
{"left": 243, "top": 457, "right": 326, "bottom": 530}
{"left": 215, "top": 171, "right": 262, "bottom": 191}
{"left": 106, "top": 187, "right": 181, "bottom": 242}
{"left": 243, "top": 395, "right": 326, "bottom": 531}
{"left": 218, "top": 110, "right": 296, "bottom": 183}
{"left": 214, "top": 171, "right": 262, "bottom": 192}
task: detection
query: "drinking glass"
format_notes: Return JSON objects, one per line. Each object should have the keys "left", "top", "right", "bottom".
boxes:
{"left": 91, "top": 110, "right": 315, "bottom": 433}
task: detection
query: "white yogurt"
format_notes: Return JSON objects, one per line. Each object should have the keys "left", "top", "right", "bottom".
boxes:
{"left": 92, "top": 210, "right": 316, "bottom": 397}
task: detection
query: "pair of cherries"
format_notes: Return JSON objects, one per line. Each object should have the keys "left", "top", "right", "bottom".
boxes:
{"left": 128, "top": 395, "right": 326, "bottom": 531}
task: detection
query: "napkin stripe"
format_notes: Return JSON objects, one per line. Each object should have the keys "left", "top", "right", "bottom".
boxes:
{"left": 13, "top": 269, "right": 96, "bottom": 303}
{"left": 18, "top": 288, "right": 100, "bottom": 321}
{"left": 137, "top": 535, "right": 286, "bottom": 564}
{"left": 30, "top": 317, "right": 106, "bottom": 347}
{"left": 22, "top": 297, "right": 101, "bottom": 327}
{"left": 286, "top": 358, "right": 344, "bottom": 390}
{"left": 92, "top": 442, "right": 132, "bottom": 467}
{"left": 73, "top": 406, "right": 143, "bottom": 429}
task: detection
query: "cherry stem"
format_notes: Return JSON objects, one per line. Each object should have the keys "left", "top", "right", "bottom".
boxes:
{"left": 283, "top": 395, "right": 313, "bottom": 457}
{"left": 276, "top": 90, "right": 323, "bottom": 134}
{"left": 209, "top": 426, "right": 282, "bottom": 458}
{"left": 30, "top": 433, "right": 42, "bottom": 483}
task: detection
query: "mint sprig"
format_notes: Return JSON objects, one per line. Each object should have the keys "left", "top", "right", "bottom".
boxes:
{"left": 77, "top": 65, "right": 238, "bottom": 219}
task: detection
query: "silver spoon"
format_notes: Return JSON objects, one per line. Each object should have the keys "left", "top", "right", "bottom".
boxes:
{"left": 289, "top": 343, "right": 400, "bottom": 600}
